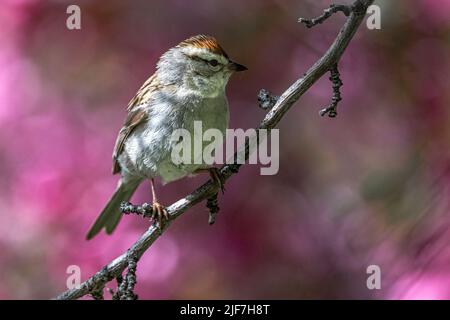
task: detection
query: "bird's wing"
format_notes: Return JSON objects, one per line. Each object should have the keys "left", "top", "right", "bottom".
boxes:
{"left": 112, "top": 73, "right": 175, "bottom": 174}
{"left": 126, "top": 74, "right": 163, "bottom": 111}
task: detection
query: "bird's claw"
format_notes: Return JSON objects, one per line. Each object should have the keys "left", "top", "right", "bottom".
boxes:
{"left": 151, "top": 201, "right": 169, "bottom": 230}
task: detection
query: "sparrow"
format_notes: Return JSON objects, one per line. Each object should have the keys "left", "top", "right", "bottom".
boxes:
{"left": 86, "top": 35, "right": 247, "bottom": 239}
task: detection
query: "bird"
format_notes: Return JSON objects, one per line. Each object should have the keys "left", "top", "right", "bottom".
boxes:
{"left": 86, "top": 35, "right": 247, "bottom": 239}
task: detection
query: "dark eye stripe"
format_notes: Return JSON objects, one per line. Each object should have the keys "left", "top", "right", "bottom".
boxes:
{"left": 185, "top": 54, "right": 222, "bottom": 67}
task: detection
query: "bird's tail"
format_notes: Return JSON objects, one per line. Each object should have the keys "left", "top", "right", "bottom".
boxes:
{"left": 86, "top": 179, "right": 140, "bottom": 240}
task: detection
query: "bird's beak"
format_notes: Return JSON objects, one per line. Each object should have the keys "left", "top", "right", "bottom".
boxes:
{"left": 228, "top": 61, "right": 248, "bottom": 72}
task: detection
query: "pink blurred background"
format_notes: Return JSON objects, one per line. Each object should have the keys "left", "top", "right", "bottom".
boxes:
{"left": 1, "top": 0, "right": 450, "bottom": 299}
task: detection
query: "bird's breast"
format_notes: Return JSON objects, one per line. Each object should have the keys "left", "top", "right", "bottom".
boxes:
{"left": 121, "top": 93, "right": 229, "bottom": 183}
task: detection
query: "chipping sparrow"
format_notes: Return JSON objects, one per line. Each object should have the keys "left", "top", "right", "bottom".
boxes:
{"left": 87, "top": 35, "right": 247, "bottom": 239}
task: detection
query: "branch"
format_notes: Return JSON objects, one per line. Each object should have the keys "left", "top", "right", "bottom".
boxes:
{"left": 319, "top": 64, "right": 343, "bottom": 117}
{"left": 298, "top": 4, "right": 352, "bottom": 28}
{"left": 55, "top": 0, "right": 374, "bottom": 300}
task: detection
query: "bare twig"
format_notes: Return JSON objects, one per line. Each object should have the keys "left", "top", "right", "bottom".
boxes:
{"left": 258, "top": 89, "right": 279, "bottom": 110}
{"left": 110, "top": 275, "right": 123, "bottom": 300}
{"left": 319, "top": 64, "right": 343, "bottom": 117}
{"left": 298, "top": 4, "right": 352, "bottom": 28}
{"left": 90, "top": 288, "right": 104, "bottom": 300}
{"left": 206, "top": 193, "right": 220, "bottom": 225}
{"left": 115, "top": 252, "right": 139, "bottom": 300}
{"left": 55, "top": 0, "right": 374, "bottom": 300}
{"left": 121, "top": 201, "right": 153, "bottom": 218}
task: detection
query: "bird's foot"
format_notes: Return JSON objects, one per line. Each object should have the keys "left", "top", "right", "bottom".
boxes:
{"left": 151, "top": 201, "right": 169, "bottom": 230}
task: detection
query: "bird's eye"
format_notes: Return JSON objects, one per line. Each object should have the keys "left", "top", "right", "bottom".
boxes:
{"left": 208, "top": 59, "right": 219, "bottom": 67}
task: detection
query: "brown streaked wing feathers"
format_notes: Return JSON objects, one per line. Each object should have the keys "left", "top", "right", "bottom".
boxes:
{"left": 112, "top": 73, "right": 174, "bottom": 174}
{"left": 112, "top": 108, "right": 147, "bottom": 174}
{"left": 127, "top": 74, "right": 158, "bottom": 110}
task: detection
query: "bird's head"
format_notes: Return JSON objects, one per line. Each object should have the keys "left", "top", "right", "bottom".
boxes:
{"left": 157, "top": 35, "right": 247, "bottom": 96}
